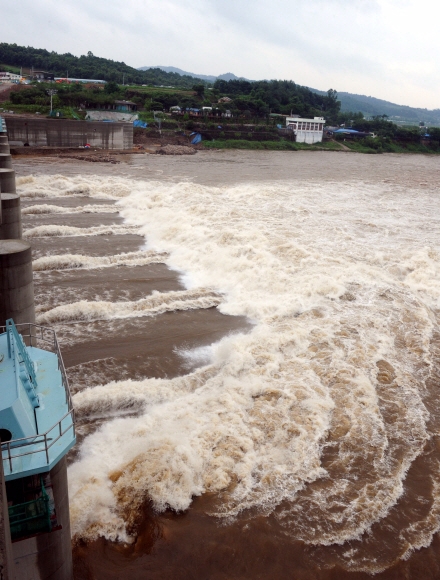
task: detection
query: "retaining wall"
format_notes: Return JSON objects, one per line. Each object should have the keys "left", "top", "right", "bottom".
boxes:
{"left": 5, "top": 118, "right": 133, "bottom": 150}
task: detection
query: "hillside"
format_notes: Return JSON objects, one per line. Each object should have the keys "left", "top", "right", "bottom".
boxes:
{"left": 337, "top": 92, "right": 440, "bottom": 126}
{"left": 0, "top": 43, "right": 208, "bottom": 89}
{"left": 138, "top": 66, "right": 250, "bottom": 83}
{"left": 141, "top": 65, "right": 440, "bottom": 126}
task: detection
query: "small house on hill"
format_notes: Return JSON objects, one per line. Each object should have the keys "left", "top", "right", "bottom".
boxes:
{"left": 114, "top": 100, "right": 137, "bottom": 112}
{"left": 32, "top": 70, "right": 55, "bottom": 81}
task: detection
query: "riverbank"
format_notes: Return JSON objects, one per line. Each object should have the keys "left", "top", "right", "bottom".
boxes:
{"left": 10, "top": 138, "right": 440, "bottom": 157}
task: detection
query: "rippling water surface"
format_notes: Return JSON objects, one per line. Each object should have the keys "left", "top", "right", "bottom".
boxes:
{"left": 16, "top": 151, "right": 440, "bottom": 578}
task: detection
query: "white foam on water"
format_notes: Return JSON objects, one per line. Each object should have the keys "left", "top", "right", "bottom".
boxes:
{"left": 17, "top": 174, "right": 133, "bottom": 199}
{"left": 22, "top": 204, "right": 118, "bottom": 214}
{"left": 175, "top": 344, "right": 215, "bottom": 370}
{"left": 32, "top": 250, "right": 168, "bottom": 271}
{"left": 36, "top": 288, "right": 222, "bottom": 324}
{"left": 23, "top": 224, "right": 139, "bottom": 238}
{"left": 30, "top": 174, "right": 439, "bottom": 566}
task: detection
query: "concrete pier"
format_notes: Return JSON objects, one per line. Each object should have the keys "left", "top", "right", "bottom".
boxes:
{"left": 0, "top": 455, "right": 13, "bottom": 580}
{"left": 0, "top": 154, "right": 12, "bottom": 169}
{"left": 0, "top": 143, "right": 10, "bottom": 154}
{"left": 0, "top": 239, "right": 35, "bottom": 327}
{"left": 0, "top": 135, "right": 8, "bottom": 144}
{"left": 0, "top": 169, "right": 16, "bottom": 194}
{"left": 0, "top": 194, "right": 22, "bottom": 240}
{"left": 11, "top": 459, "right": 74, "bottom": 580}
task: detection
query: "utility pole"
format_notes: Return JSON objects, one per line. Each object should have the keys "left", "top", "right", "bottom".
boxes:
{"left": 122, "top": 73, "right": 125, "bottom": 86}
{"left": 46, "top": 89, "right": 57, "bottom": 113}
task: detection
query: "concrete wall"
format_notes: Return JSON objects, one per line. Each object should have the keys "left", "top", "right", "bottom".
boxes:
{"left": 12, "top": 458, "right": 73, "bottom": 580}
{"left": 5, "top": 118, "right": 133, "bottom": 150}
{"left": 295, "top": 130, "right": 324, "bottom": 144}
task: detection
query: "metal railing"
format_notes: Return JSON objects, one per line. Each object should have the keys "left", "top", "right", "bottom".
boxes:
{"left": 6, "top": 320, "right": 38, "bottom": 386}
{"left": 2, "top": 408, "right": 75, "bottom": 474}
{"left": 6, "top": 320, "right": 39, "bottom": 409}
{"left": 1, "top": 322, "right": 73, "bottom": 409}
{"left": 1, "top": 322, "right": 75, "bottom": 473}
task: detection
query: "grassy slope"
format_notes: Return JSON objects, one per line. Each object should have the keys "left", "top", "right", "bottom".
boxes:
{"left": 202, "top": 139, "right": 344, "bottom": 151}
{"left": 0, "top": 63, "right": 20, "bottom": 74}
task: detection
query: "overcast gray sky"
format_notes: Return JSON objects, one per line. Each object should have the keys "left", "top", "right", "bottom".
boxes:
{"left": 2, "top": 0, "right": 439, "bottom": 109}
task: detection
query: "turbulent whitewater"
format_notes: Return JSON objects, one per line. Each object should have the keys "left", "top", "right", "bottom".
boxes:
{"left": 19, "top": 172, "right": 440, "bottom": 573}
{"left": 32, "top": 250, "right": 169, "bottom": 271}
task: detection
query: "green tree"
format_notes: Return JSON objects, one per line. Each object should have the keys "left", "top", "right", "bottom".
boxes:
{"left": 192, "top": 84, "right": 205, "bottom": 97}
{"left": 104, "top": 81, "right": 119, "bottom": 94}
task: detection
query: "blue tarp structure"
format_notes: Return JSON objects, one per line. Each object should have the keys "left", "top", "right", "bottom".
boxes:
{"left": 190, "top": 132, "right": 202, "bottom": 144}
{"left": 332, "top": 128, "right": 371, "bottom": 137}
{"left": 133, "top": 120, "right": 148, "bottom": 128}
{"left": 333, "top": 128, "right": 361, "bottom": 134}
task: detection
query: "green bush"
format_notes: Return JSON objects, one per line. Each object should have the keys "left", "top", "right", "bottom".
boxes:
{"left": 2, "top": 102, "right": 50, "bottom": 114}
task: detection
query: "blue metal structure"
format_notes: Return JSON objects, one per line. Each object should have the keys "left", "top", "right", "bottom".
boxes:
{"left": 0, "top": 320, "right": 75, "bottom": 481}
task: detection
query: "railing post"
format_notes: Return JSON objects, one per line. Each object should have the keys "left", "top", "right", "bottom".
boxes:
{"left": 44, "top": 435, "right": 49, "bottom": 465}
{"left": 7, "top": 442, "right": 12, "bottom": 473}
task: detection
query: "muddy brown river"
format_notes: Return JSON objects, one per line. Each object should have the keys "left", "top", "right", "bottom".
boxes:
{"left": 14, "top": 150, "right": 440, "bottom": 579}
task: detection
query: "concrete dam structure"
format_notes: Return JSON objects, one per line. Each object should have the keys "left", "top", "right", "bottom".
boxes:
{"left": 0, "top": 118, "right": 76, "bottom": 580}
{"left": 5, "top": 117, "right": 133, "bottom": 150}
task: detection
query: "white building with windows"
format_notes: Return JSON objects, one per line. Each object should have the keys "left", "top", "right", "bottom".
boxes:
{"left": 286, "top": 116, "right": 325, "bottom": 144}
{"left": 0, "top": 72, "right": 20, "bottom": 82}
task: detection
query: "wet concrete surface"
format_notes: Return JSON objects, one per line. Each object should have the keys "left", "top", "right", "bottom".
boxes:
{"left": 34, "top": 264, "right": 184, "bottom": 311}
{"left": 29, "top": 234, "right": 145, "bottom": 259}
{"left": 23, "top": 213, "right": 124, "bottom": 229}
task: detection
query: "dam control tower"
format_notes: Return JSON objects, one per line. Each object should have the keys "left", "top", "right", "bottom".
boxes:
{"left": 0, "top": 118, "right": 76, "bottom": 580}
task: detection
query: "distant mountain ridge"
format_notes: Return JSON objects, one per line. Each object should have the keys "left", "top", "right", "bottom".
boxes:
{"left": 311, "top": 88, "right": 440, "bottom": 126}
{"left": 138, "top": 66, "right": 250, "bottom": 83}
